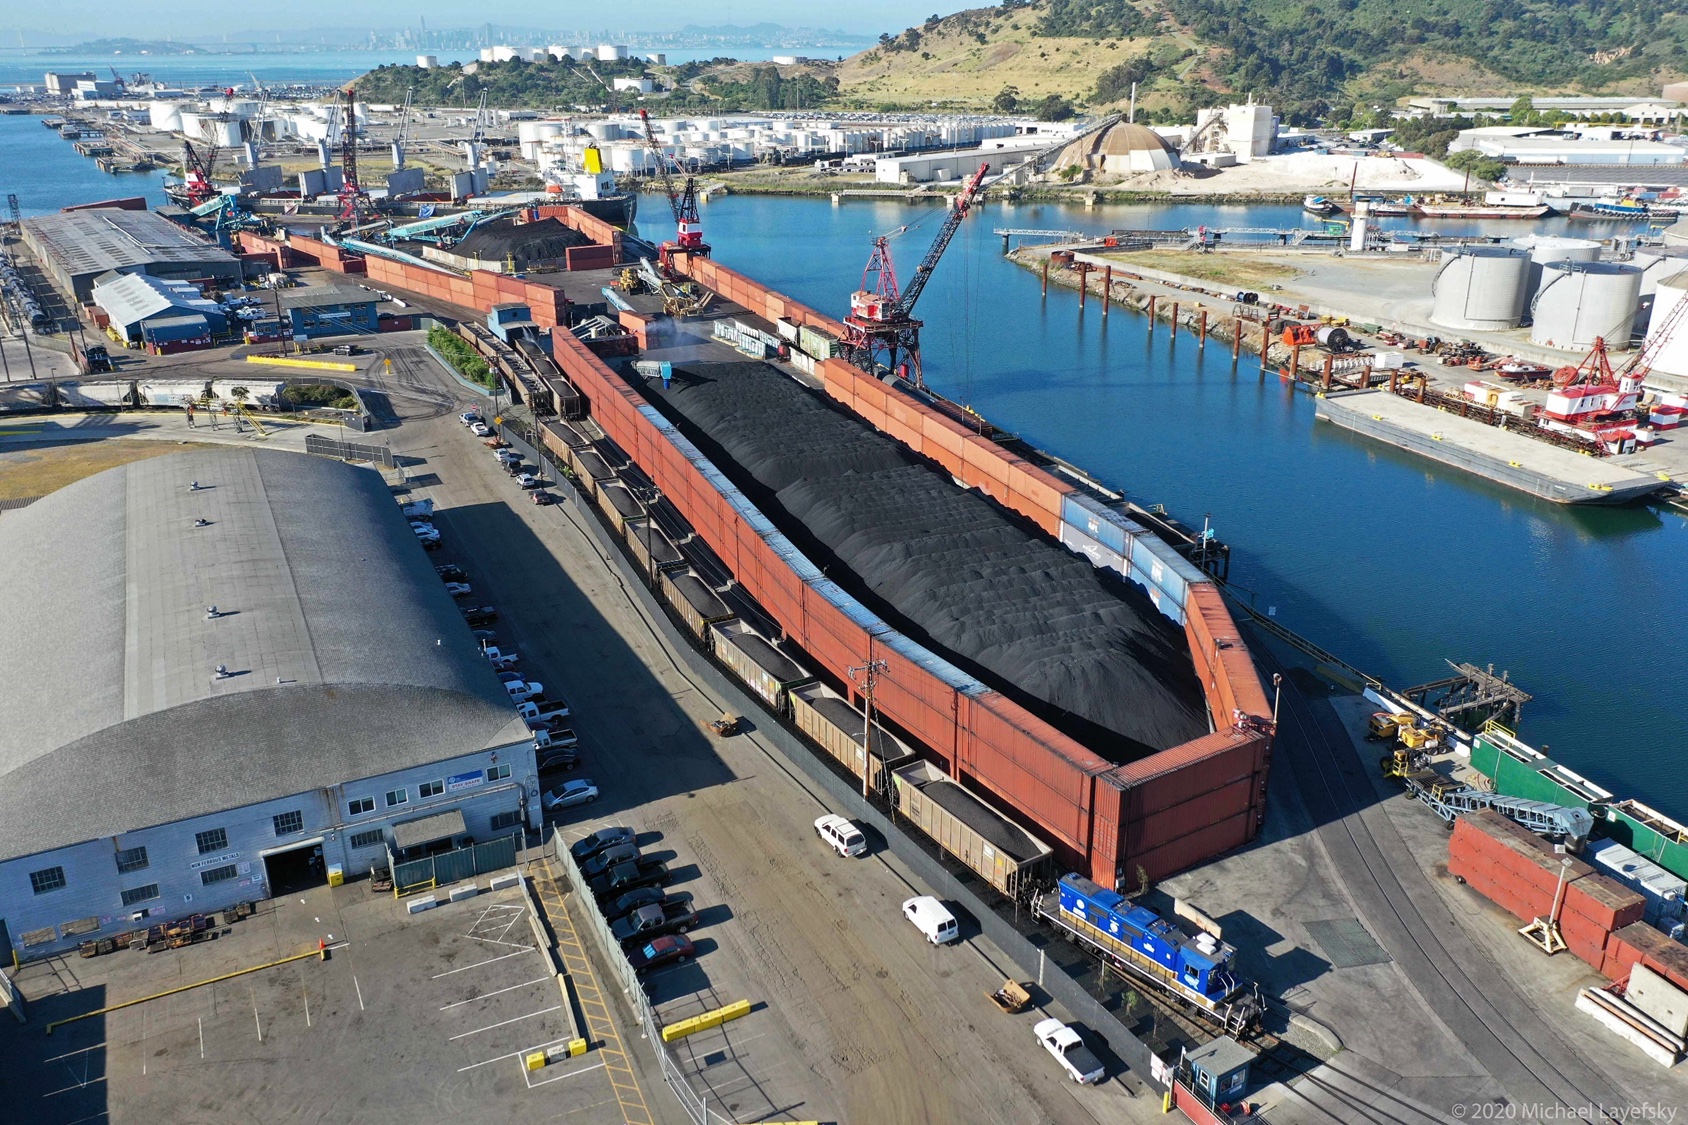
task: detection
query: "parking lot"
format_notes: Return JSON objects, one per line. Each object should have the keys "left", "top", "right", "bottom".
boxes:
{"left": 0, "top": 880, "right": 675, "bottom": 1125}
{"left": 401, "top": 380, "right": 1160, "bottom": 1123}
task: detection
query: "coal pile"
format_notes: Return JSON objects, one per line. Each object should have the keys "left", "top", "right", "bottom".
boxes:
{"left": 644, "top": 360, "right": 1209, "bottom": 763}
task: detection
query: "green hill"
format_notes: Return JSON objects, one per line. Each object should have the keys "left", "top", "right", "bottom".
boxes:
{"left": 840, "top": 0, "right": 1688, "bottom": 120}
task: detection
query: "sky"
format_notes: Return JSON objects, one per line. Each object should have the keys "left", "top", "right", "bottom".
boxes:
{"left": 3, "top": 2, "right": 969, "bottom": 41}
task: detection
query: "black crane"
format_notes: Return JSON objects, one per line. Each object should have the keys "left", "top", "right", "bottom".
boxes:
{"left": 840, "top": 161, "right": 991, "bottom": 384}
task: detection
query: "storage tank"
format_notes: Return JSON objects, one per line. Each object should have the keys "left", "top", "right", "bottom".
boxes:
{"left": 1508, "top": 234, "right": 1601, "bottom": 300}
{"left": 1631, "top": 248, "right": 1688, "bottom": 297}
{"left": 417, "top": 55, "right": 438, "bottom": 69}
{"left": 1644, "top": 272, "right": 1688, "bottom": 380}
{"left": 1530, "top": 261, "right": 1642, "bottom": 351}
{"left": 1430, "top": 246, "right": 1530, "bottom": 331}
{"left": 147, "top": 101, "right": 182, "bottom": 131}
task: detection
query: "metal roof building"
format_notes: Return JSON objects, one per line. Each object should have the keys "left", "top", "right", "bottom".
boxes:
{"left": 19, "top": 207, "right": 243, "bottom": 303}
{"left": 0, "top": 448, "right": 537, "bottom": 959}
{"left": 91, "top": 270, "right": 228, "bottom": 341}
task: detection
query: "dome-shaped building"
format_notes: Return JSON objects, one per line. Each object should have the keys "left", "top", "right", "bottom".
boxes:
{"left": 1056, "top": 121, "right": 1181, "bottom": 177}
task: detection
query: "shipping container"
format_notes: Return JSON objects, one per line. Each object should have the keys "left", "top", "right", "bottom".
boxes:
{"left": 660, "top": 567, "right": 734, "bottom": 641}
{"left": 775, "top": 317, "right": 799, "bottom": 343}
{"left": 789, "top": 682, "right": 914, "bottom": 793}
{"left": 891, "top": 760, "right": 1053, "bottom": 898}
{"left": 624, "top": 518, "right": 685, "bottom": 575}
{"left": 709, "top": 620, "right": 815, "bottom": 711}
{"left": 1586, "top": 839, "right": 1687, "bottom": 929}
{"left": 596, "top": 481, "right": 644, "bottom": 536}
{"left": 798, "top": 324, "right": 839, "bottom": 360}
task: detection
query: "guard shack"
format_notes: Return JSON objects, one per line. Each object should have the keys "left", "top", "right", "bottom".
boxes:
{"left": 1183, "top": 1036, "right": 1253, "bottom": 1105}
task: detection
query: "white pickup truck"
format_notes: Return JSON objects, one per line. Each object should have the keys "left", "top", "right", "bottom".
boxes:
{"left": 532, "top": 726, "right": 578, "bottom": 751}
{"left": 1034, "top": 1018, "right": 1105, "bottom": 1085}
{"left": 400, "top": 498, "right": 434, "bottom": 520}
{"left": 482, "top": 645, "right": 519, "bottom": 670}
{"left": 518, "top": 700, "right": 570, "bottom": 725}
{"left": 504, "top": 680, "right": 544, "bottom": 703}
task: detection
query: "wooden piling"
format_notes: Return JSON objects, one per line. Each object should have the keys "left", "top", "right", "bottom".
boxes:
{"left": 1389, "top": 369, "right": 1399, "bottom": 394}
{"left": 1290, "top": 344, "right": 1301, "bottom": 379}
{"left": 1199, "top": 309, "right": 1208, "bottom": 348}
{"left": 1146, "top": 294, "right": 1156, "bottom": 331}
{"left": 1359, "top": 363, "right": 1371, "bottom": 390}
{"left": 1077, "top": 263, "right": 1088, "bottom": 308}
{"left": 1041, "top": 258, "right": 1049, "bottom": 296}
{"left": 1102, "top": 266, "right": 1111, "bottom": 317}
{"left": 1233, "top": 319, "right": 1243, "bottom": 359}
{"left": 1321, "top": 355, "right": 1333, "bottom": 391}
{"left": 1260, "top": 321, "right": 1271, "bottom": 361}
{"left": 1171, "top": 302, "right": 1179, "bottom": 332}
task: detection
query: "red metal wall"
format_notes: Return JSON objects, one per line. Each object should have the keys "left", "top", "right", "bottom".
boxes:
{"left": 1449, "top": 810, "right": 1646, "bottom": 973}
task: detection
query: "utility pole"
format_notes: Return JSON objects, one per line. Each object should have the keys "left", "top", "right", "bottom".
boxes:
{"left": 849, "top": 645, "right": 890, "bottom": 800}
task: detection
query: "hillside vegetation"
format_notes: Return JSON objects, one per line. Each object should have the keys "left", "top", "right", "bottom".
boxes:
{"left": 838, "top": 0, "right": 1688, "bottom": 120}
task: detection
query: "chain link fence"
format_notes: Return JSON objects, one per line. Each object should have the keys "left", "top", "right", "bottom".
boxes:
{"left": 551, "top": 829, "right": 738, "bottom": 1125}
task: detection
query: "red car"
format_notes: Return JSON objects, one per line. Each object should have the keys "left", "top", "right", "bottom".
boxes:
{"left": 627, "top": 934, "right": 695, "bottom": 974}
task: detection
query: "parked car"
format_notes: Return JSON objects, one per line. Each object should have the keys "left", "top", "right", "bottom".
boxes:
{"left": 470, "top": 422, "right": 493, "bottom": 438}
{"left": 470, "top": 628, "right": 498, "bottom": 643}
{"left": 605, "top": 887, "right": 691, "bottom": 924}
{"left": 482, "top": 646, "right": 518, "bottom": 670}
{"left": 532, "top": 728, "right": 577, "bottom": 753}
{"left": 579, "top": 842, "right": 641, "bottom": 881}
{"left": 435, "top": 564, "right": 467, "bottom": 582}
{"left": 903, "top": 896, "right": 958, "bottom": 945}
{"left": 444, "top": 582, "right": 472, "bottom": 599}
{"left": 517, "top": 700, "right": 569, "bottom": 725}
{"left": 411, "top": 521, "right": 439, "bottom": 539}
{"left": 531, "top": 490, "right": 558, "bottom": 506}
{"left": 815, "top": 814, "right": 867, "bottom": 858}
{"left": 505, "top": 680, "right": 544, "bottom": 703}
{"left": 1034, "top": 1018, "right": 1106, "bottom": 1085}
{"left": 588, "top": 857, "right": 670, "bottom": 900}
{"left": 459, "top": 605, "right": 497, "bottom": 621}
{"left": 516, "top": 472, "right": 544, "bottom": 490}
{"left": 543, "top": 778, "right": 599, "bottom": 811}
{"left": 496, "top": 670, "right": 525, "bottom": 685}
{"left": 494, "top": 449, "right": 521, "bottom": 466}
{"left": 537, "top": 747, "right": 580, "bottom": 772}
{"left": 458, "top": 411, "right": 483, "bottom": 428}
{"left": 611, "top": 900, "right": 700, "bottom": 947}
{"left": 463, "top": 609, "right": 495, "bottom": 626}
{"left": 627, "top": 934, "right": 694, "bottom": 974}
{"left": 571, "top": 826, "right": 635, "bottom": 861}
{"left": 421, "top": 537, "right": 443, "bottom": 552}
{"left": 401, "top": 498, "right": 435, "bottom": 520}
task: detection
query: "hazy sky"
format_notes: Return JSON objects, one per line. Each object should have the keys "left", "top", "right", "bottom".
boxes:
{"left": 9, "top": 1, "right": 970, "bottom": 40}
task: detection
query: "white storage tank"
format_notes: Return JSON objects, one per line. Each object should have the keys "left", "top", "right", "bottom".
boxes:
{"left": 1644, "top": 271, "right": 1688, "bottom": 379}
{"left": 1508, "top": 234, "right": 1601, "bottom": 300}
{"left": 1530, "top": 261, "right": 1642, "bottom": 351}
{"left": 1430, "top": 246, "right": 1530, "bottom": 332}
{"left": 148, "top": 101, "right": 182, "bottom": 131}
{"left": 1631, "top": 248, "right": 1688, "bottom": 296}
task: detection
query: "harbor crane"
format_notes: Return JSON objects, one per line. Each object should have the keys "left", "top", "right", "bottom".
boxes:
{"left": 337, "top": 85, "right": 370, "bottom": 221}
{"left": 173, "top": 138, "right": 220, "bottom": 206}
{"left": 840, "top": 160, "right": 992, "bottom": 385}
{"left": 637, "top": 109, "right": 708, "bottom": 272}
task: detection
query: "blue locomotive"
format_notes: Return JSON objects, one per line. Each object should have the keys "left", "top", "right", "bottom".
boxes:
{"left": 1039, "top": 873, "right": 1261, "bottom": 1033}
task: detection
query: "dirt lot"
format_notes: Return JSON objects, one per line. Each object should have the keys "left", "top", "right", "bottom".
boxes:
{"left": 1101, "top": 249, "right": 1305, "bottom": 290}
{"left": 0, "top": 437, "right": 213, "bottom": 501}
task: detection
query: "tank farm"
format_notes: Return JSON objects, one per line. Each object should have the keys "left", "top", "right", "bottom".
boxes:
{"left": 543, "top": 248, "right": 1274, "bottom": 892}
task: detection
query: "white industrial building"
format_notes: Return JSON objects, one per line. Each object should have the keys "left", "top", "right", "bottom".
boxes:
{"left": 1190, "top": 99, "right": 1277, "bottom": 164}
{"left": 873, "top": 135, "right": 1051, "bottom": 183}
{"left": 1410, "top": 95, "right": 1685, "bottom": 122}
{"left": 1450, "top": 129, "right": 1686, "bottom": 165}
{"left": 0, "top": 449, "right": 540, "bottom": 962}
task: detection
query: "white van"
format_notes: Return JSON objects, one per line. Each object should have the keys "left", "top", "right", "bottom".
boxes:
{"left": 902, "top": 895, "right": 958, "bottom": 945}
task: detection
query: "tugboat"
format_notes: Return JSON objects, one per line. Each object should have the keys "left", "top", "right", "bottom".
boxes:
{"left": 1303, "top": 194, "right": 1339, "bottom": 216}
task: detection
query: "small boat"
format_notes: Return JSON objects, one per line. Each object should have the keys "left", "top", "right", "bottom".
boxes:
{"left": 1350, "top": 193, "right": 1416, "bottom": 217}
{"left": 1303, "top": 194, "right": 1339, "bottom": 216}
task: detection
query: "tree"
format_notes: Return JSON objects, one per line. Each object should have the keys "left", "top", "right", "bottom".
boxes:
{"left": 992, "top": 85, "right": 1020, "bottom": 113}
{"left": 1445, "top": 149, "right": 1507, "bottom": 183}
{"left": 1509, "top": 95, "right": 1536, "bottom": 123}
{"left": 1034, "top": 93, "right": 1075, "bottom": 121}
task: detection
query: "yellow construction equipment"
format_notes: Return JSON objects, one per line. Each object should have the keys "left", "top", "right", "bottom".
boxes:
{"left": 1367, "top": 712, "right": 1411, "bottom": 741}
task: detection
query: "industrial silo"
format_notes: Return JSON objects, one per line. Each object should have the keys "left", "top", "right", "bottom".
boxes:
{"left": 148, "top": 101, "right": 182, "bottom": 131}
{"left": 1631, "top": 248, "right": 1688, "bottom": 297}
{"left": 1644, "top": 272, "right": 1688, "bottom": 380}
{"left": 1430, "top": 246, "right": 1530, "bottom": 331}
{"left": 1508, "top": 234, "right": 1602, "bottom": 301}
{"left": 1529, "top": 261, "right": 1643, "bottom": 351}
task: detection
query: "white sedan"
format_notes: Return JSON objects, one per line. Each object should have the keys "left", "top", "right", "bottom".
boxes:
{"left": 543, "top": 779, "right": 599, "bottom": 811}
{"left": 469, "top": 422, "right": 493, "bottom": 438}
{"left": 515, "top": 472, "right": 544, "bottom": 490}
{"left": 444, "top": 581, "right": 472, "bottom": 598}
{"left": 459, "top": 411, "right": 483, "bottom": 427}
{"left": 494, "top": 449, "right": 521, "bottom": 466}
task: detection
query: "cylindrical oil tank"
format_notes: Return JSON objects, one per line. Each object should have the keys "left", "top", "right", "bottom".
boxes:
{"left": 1632, "top": 248, "right": 1688, "bottom": 296}
{"left": 1530, "top": 261, "right": 1642, "bottom": 351}
{"left": 1431, "top": 247, "right": 1530, "bottom": 331}
{"left": 1508, "top": 234, "right": 1601, "bottom": 300}
{"left": 147, "top": 101, "right": 182, "bottom": 131}
{"left": 1664, "top": 218, "right": 1688, "bottom": 248}
{"left": 1644, "top": 272, "right": 1688, "bottom": 379}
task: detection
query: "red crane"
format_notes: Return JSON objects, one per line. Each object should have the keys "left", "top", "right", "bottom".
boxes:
{"left": 840, "top": 161, "right": 991, "bottom": 385}
{"left": 637, "top": 109, "right": 708, "bottom": 271}
{"left": 174, "top": 138, "right": 219, "bottom": 206}
{"left": 337, "top": 85, "right": 370, "bottom": 221}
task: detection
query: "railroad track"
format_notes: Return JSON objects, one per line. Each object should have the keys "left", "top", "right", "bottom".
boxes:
{"left": 1266, "top": 652, "right": 1623, "bottom": 1117}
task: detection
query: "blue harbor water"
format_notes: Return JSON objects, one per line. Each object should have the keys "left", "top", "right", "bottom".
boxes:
{"left": 6, "top": 118, "right": 1684, "bottom": 817}
{"left": 689, "top": 194, "right": 1688, "bottom": 819}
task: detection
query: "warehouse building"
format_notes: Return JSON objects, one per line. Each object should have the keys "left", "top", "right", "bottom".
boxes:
{"left": 0, "top": 449, "right": 538, "bottom": 961}
{"left": 91, "top": 270, "right": 228, "bottom": 343}
{"left": 20, "top": 206, "right": 243, "bottom": 304}
{"left": 278, "top": 284, "right": 380, "bottom": 339}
